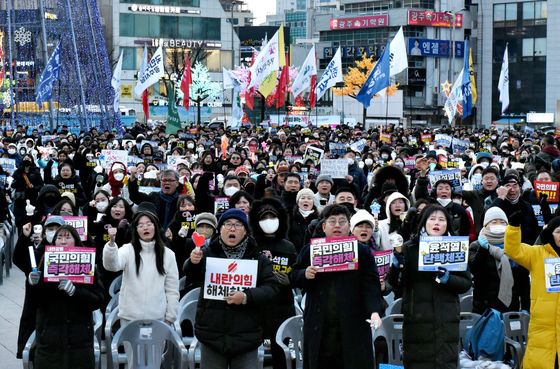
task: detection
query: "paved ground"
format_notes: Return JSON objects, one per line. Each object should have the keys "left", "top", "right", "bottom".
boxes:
{"left": 0, "top": 267, "right": 25, "bottom": 369}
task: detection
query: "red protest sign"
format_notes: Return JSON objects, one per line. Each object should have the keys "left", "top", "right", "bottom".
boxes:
{"left": 421, "top": 134, "right": 432, "bottom": 144}
{"left": 535, "top": 181, "right": 560, "bottom": 203}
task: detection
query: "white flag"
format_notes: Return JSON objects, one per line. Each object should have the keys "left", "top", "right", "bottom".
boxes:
{"left": 111, "top": 51, "right": 123, "bottom": 113}
{"left": 444, "top": 70, "right": 464, "bottom": 124}
{"left": 498, "top": 45, "right": 509, "bottom": 113}
{"left": 248, "top": 29, "right": 280, "bottom": 89}
{"left": 134, "top": 45, "right": 164, "bottom": 97}
{"left": 292, "top": 46, "right": 317, "bottom": 98}
{"left": 315, "top": 47, "right": 342, "bottom": 102}
{"left": 134, "top": 46, "right": 148, "bottom": 98}
{"left": 223, "top": 67, "right": 235, "bottom": 90}
{"left": 389, "top": 27, "right": 408, "bottom": 77}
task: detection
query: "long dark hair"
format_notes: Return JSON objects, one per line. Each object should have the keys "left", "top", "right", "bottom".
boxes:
{"left": 105, "top": 196, "right": 133, "bottom": 221}
{"left": 53, "top": 225, "right": 84, "bottom": 246}
{"left": 51, "top": 198, "right": 78, "bottom": 216}
{"left": 416, "top": 204, "right": 454, "bottom": 236}
{"left": 130, "top": 212, "right": 166, "bottom": 276}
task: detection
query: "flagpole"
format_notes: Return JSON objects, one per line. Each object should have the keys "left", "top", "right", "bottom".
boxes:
{"left": 385, "top": 92, "right": 389, "bottom": 127}
{"left": 38, "top": 0, "right": 55, "bottom": 130}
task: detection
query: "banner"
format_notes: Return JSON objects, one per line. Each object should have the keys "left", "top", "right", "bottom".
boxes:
{"left": 111, "top": 51, "right": 123, "bottom": 113}
{"left": 389, "top": 26, "right": 408, "bottom": 77}
{"left": 248, "top": 25, "right": 282, "bottom": 97}
{"left": 408, "top": 10, "right": 463, "bottom": 27}
{"left": 291, "top": 45, "right": 317, "bottom": 98}
{"left": 44, "top": 246, "right": 96, "bottom": 284}
{"left": 373, "top": 249, "right": 392, "bottom": 279}
{"left": 99, "top": 149, "right": 128, "bottom": 169}
{"left": 418, "top": 236, "right": 469, "bottom": 272}
{"left": 421, "top": 134, "right": 432, "bottom": 144}
{"left": 498, "top": 45, "right": 509, "bottom": 114}
{"left": 36, "top": 42, "right": 61, "bottom": 105}
{"left": 315, "top": 47, "right": 343, "bottom": 102}
{"left": 320, "top": 159, "right": 348, "bottom": 179}
{"left": 138, "top": 186, "right": 160, "bottom": 194}
{"left": 203, "top": 257, "right": 258, "bottom": 300}
{"left": 356, "top": 42, "right": 390, "bottom": 108}
{"left": 61, "top": 216, "right": 88, "bottom": 241}
{"left": 304, "top": 145, "right": 324, "bottom": 164}
{"left": 435, "top": 134, "right": 452, "bottom": 147}
{"left": 329, "top": 14, "right": 388, "bottom": 30}
{"left": 408, "top": 38, "right": 464, "bottom": 58}
{"left": 166, "top": 82, "right": 181, "bottom": 134}
{"left": 310, "top": 236, "right": 359, "bottom": 272}
{"left": 428, "top": 169, "right": 462, "bottom": 193}
{"left": 452, "top": 138, "right": 470, "bottom": 153}
{"left": 545, "top": 258, "right": 560, "bottom": 292}
{"left": 461, "top": 39, "right": 475, "bottom": 119}
{"left": 380, "top": 133, "right": 392, "bottom": 143}
{"left": 444, "top": 69, "right": 464, "bottom": 124}
{"left": 134, "top": 45, "right": 164, "bottom": 97}
{"left": 534, "top": 181, "right": 560, "bottom": 203}
{"left": 533, "top": 204, "right": 559, "bottom": 227}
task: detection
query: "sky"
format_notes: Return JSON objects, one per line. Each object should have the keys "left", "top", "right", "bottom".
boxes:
{"left": 244, "top": 0, "right": 270, "bottom": 25}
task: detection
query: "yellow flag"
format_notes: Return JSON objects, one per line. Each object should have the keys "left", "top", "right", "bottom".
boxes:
{"left": 469, "top": 47, "right": 477, "bottom": 106}
{"left": 258, "top": 25, "right": 284, "bottom": 97}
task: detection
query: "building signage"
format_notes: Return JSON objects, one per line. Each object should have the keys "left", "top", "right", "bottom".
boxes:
{"left": 408, "top": 10, "right": 463, "bottom": 27}
{"left": 408, "top": 68, "right": 426, "bottom": 84}
{"left": 129, "top": 4, "right": 200, "bottom": 15}
{"left": 134, "top": 39, "right": 221, "bottom": 49}
{"left": 408, "top": 38, "right": 464, "bottom": 57}
{"left": 330, "top": 14, "right": 388, "bottom": 30}
{"left": 323, "top": 45, "right": 383, "bottom": 59}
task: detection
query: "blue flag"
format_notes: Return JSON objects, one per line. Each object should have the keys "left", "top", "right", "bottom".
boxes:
{"left": 461, "top": 38, "right": 473, "bottom": 119}
{"left": 356, "top": 42, "right": 390, "bottom": 108}
{"left": 36, "top": 42, "right": 61, "bottom": 106}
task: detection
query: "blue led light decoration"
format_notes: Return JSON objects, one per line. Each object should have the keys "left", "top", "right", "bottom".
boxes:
{"left": 0, "top": 0, "right": 118, "bottom": 132}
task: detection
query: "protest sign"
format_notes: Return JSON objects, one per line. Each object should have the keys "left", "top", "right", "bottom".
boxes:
{"left": 41, "top": 135, "right": 59, "bottom": 144}
{"left": 329, "top": 142, "right": 347, "bottom": 158}
{"left": 138, "top": 186, "right": 159, "bottom": 194}
{"left": 545, "top": 258, "right": 560, "bottom": 292}
{"left": 44, "top": 246, "right": 96, "bottom": 284}
{"left": 421, "top": 134, "right": 432, "bottom": 144}
{"left": 532, "top": 204, "right": 558, "bottom": 227}
{"left": 320, "top": 159, "right": 348, "bottom": 179}
{"left": 214, "top": 197, "right": 230, "bottom": 214}
{"left": 452, "top": 138, "right": 469, "bottom": 153}
{"left": 310, "top": 236, "right": 359, "bottom": 272}
{"left": 166, "top": 156, "right": 181, "bottom": 170}
{"left": 180, "top": 211, "right": 198, "bottom": 231}
{"left": 127, "top": 156, "right": 144, "bottom": 167}
{"left": 534, "top": 181, "right": 560, "bottom": 203}
{"left": 203, "top": 257, "right": 258, "bottom": 300}
{"left": 380, "top": 133, "right": 392, "bottom": 144}
{"left": 373, "top": 249, "right": 392, "bottom": 279}
{"left": 404, "top": 157, "right": 416, "bottom": 170}
{"left": 350, "top": 139, "right": 366, "bottom": 152}
{"left": 61, "top": 216, "right": 88, "bottom": 241}
{"left": 435, "top": 134, "right": 452, "bottom": 147}
{"left": 304, "top": 146, "right": 324, "bottom": 164}
{"left": 267, "top": 251, "right": 295, "bottom": 274}
{"left": 99, "top": 149, "right": 128, "bottom": 169}
{"left": 438, "top": 155, "right": 448, "bottom": 169}
{"left": 446, "top": 159, "right": 460, "bottom": 169}
{"left": 285, "top": 155, "right": 303, "bottom": 164}
{"left": 418, "top": 236, "right": 469, "bottom": 272}
{"left": 428, "top": 169, "right": 462, "bottom": 193}
{"left": 0, "top": 158, "right": 16, "bottom": 174}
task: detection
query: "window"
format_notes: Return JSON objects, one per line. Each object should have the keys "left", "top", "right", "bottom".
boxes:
{"left": 120, "top": 0, "right": 200, "bottom": 6}
{"left": 122, "top": 47, "right": 136, "bottom": 70}
{"left": 523, "top": 1, "right": 547, "bottom": 20}
{"left": 522, "top": 2, "right": 534, "bottom": 19}
{"left": 522, "top": 38, "right": 533, "bottom": 57}
{"left": 494, "top": 4, "right": 505, "bottom": 21}
{"left": 505, "top": 3, "right": 517, "bottom": 20}
{"left": 523, "top": 37, "right": 547, "bottom": 57}
{"left": 534, "top": 38, "right": 546, "bottom": 56}
{"left": 119, "top": 14, "right": 221, "bottom": 40}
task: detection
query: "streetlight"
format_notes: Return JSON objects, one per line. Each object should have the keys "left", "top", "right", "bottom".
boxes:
{"left": 444, "top": 8, "right": 466, "bottom": 83}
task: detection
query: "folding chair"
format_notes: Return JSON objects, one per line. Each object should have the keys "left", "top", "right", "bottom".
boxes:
{"left": 387, "top": 298, "right": 402, "bottom": 315}
{"left": 22, "top": 331, "right": 36, "bottom": 369}
{"left": 458, "top": 312, "right": 480, "bottom": 348}
{"left": 275, "top": 315, "right": 304, "bottom": 369}
{"left": 188, "top": 336, "right": 265, "bottom": 369}
{"left": 104, "top": 307, "right": 121, "bottom": 369}
{"left": 459, "top": 295, "right": 473, "bottom": 312}
{"left": 108, "top": 275, "right": 122, "bottom": 297}
{"left": 376, "top": 314, "right": 404, "bottom": 365}
{"left": 503, "top": 311, "right": 530, "bottom": 357}
{"left": 178, "top": 287, "right": 200, "bottom": 311}
{"left": 174, "top": 300, "right": 197, "bottom": 347}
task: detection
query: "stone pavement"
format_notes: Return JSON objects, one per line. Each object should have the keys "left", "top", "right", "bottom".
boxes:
{"left": 0, "top": 267, "right": 25, "bottom": 369}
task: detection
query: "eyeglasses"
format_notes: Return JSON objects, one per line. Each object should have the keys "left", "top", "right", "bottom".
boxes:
{"left": 161, "top": 178, "right": 177, "bottom": 183}
{"left": 326, "top": 219, "right": 349, "bottom": 227}
{"left": 137, "top": 222, "right": 154, "bottom": 229}
{"left": 222, "top": 221, "right": 244, "bottom": 230}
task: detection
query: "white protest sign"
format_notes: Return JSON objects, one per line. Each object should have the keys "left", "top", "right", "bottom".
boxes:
{"left": 99, "top": 150, "right": 128, "bottom": 169}
{"left": 0, "top": 158, "right": 16, "bottom": 174}
{"left": 304, "top": 145, "right": 324, "bottom": 164}
{"left": 418, "top": 236, "right": 469, "bottom": 272}
{"left": 138, "top": 186, "right": 159, "bottom": 194}
{"left": 320, "top": 159, "right": 348, "bottom": 179}
{"left": 203, "top": 257, "right": 258, "bottom": 300}
{"left": 545, "top": 258, "right": 560, "bottom": 292}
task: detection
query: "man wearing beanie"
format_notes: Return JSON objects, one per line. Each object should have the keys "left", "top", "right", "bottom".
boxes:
{"left": 314, "top": 174, "right": 334, "bottom": 212}
{"left": 184, "top": 208, "right": 280, "bottom": 368}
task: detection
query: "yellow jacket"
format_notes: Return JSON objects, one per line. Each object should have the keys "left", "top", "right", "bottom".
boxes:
{"left": 505, "top": 225, "right": 560, "bottom": 369}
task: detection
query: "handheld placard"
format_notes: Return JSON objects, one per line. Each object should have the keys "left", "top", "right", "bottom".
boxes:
{"left": 28, "top": 246, "right": 37, "bottom": 272}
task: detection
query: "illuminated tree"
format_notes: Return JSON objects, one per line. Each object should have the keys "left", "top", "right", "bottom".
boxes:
{"left": 188, "top": 62, "right": 222, "bottom": 125}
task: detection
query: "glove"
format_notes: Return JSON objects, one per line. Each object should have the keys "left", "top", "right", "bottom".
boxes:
{"left": 436, "top": 267, "right": 449, "bottom": 284}
{"left": 58, "top": 279, "right": 76, "bottom": 296}
{"left": 25, "top": 200, "right": 35, "bottom": 216}
{"left": 178, "top": 227, "right": 189, "bottom": 238}
{"left": 509, "top": 211, "right": 522, "bottom": 227}
{"left": 28, "top": 271, "right": 41, "bottom": 285}
{"left": 478, "top": 234, "right": 489, "bottom": 249}
{"left": 274, "top": 271, "right": 291, "bottom": 286}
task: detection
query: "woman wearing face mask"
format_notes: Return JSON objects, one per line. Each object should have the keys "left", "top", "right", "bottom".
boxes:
{"left": 393, "top": 205, "right": 472, "bottom": 369}
{"left": 95, "top": 161, "right": 131, "bottom": 203}
{"left": 289, "top": 189, "right": 319, "bottom": 253}
{"left": 52, "top": 161, "right": 87, "bottom": 208}
{"left": 12, "top": 154, "right": 44, "bottom": 227}
{"left": 469, "top": 207, "right": 519, "bottom": 314}
{"left": 86, "top": 190, "right": 111, "bottom": 227}
{"left": 27, "top": 225, "right": 105, "bottom": 369}
{"left": 375, "top": 192, "right": 410, "bottom": 250}
{"left": 247, "top": 199, "right": 296, "bottom": 369}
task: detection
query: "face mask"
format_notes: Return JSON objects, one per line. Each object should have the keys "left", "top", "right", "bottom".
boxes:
{"left": 365, "top": 158, "right": 373, "bottom": 166}
{"left": 113, "top": 173, "right": 125, "bottom": 181}
{"left": 471, "top": 173, "right": 482, "bottom": 183}
{"left": 437, "top": 198, "right": 452, "bottom": 207}
{"left": 480, "top": 162, "right": 489, "bottom": 169}
{"left": 96, "top": 201, "right": 109, "bottom": 212}
{"left": 394, "top": 162, "right": 404, "bottom": 169}
{"left": 299, "top": 209, "right": 314, "bottom": 217}
{"left": 7, "top": 149, "right": 15, "bottom": 155}
{"left": 453, "top": 198, "right": 462, "bottom": 205}
{"left": 489, "top": 225, "right": 507, "bottom": 234}
{"left": 429, "top": 163, "right": 436, "bottom": 171}
{"left": 259, "top": 218, "right": 279, "bottom": 234}
{"left": 60, "top": 210, "right": 73, "bottom": 216}
{"left": 224, "top": 186, "right": 239, "bottom": 197}
{"left": 381, "top": 154, "right": 389, "bottom": 160}
{"left": 45, "top": 230, "right": 56, "bottom": 243}
{"left": 187, "top": 143, "right": 195, "bottom": 149}
{"left": 347, "top": 158, "right": 355, "bottom": 165}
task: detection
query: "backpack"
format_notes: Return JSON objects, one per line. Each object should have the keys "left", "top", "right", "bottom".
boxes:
{"left": 465, "top": 308, "right": 505, "bottom": 361}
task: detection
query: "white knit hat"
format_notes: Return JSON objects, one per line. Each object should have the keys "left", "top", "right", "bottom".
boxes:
{"left": 296, "top": 188, "right": 314, "bottom": 203}
{"left": 350, "top": 209, "right": 376, "bottom": 231}
{"left": 483, "top": 207, "right": 508, "bottom": 227}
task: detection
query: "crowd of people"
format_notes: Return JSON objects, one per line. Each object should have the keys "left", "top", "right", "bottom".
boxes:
{"left": 5, "top": 120, "right": 560, "bottom": 369}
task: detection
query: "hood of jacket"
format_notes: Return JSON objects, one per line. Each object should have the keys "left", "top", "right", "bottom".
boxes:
{"left": 373, "top": 165, "right": 409, "bottom": 197}
{"left": 249, "top": 197, "right": 289, "bottom": 241}
{"left": 385, "top": 191, "right": 410, "bottom": 219}
{"left": 468, "top": 163, "right": 485, "bottom": 182}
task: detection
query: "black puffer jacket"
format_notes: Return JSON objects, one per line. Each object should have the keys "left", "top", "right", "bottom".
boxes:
{"left": 184, "top": 236, "right": 279, "bottom": 356}
{"left": 399, "top": 236, "right": 472, "bottom": 369}
{"left": 52, "top": 175, "right": 87, "bottom": 207}
{"left": 289, "top": 207, "right": 318, "bottom": 253}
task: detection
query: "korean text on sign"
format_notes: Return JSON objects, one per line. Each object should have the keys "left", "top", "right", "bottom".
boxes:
{"left": 534, "top": 181, "right": 560, "bottom": 203}
{"left": 545, "top": 258, "right": 560, "bottom": 292}
{"left": 373, "top": 249, "right": 392, "bottom": 279}
{"left": 310, "top": 236, "right": 359, "bottom": 273}
{"left": 44, "top": 246, "right": 96, "bottom": 284}
{"left": 428, "top": 169, "right": 462, "bottom": 193}
{"left": 203, "top": 257, "right": 258, "bottom": 300}
{"left": 418, "top": 236, "right": 469, "bottom": 272}
{"left": 61, "top": 216, "right": 88, "bottom": 241}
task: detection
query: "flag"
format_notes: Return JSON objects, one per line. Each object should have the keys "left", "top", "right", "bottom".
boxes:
{"left": 356, "top": 42, "right": 391, "bottom": 108}
{"left": 166, "top": 83, "right": 181, "bottom": 134}
{"left": 180, "top": 54, "right": 192, "bottom": 110}
{"left": 245, "top": 50, "right": 257, "bottom": 110}
{"left": 389, "top": 27, "right": 408, "bottom": 77}
{"left": 309, "top": 75, "right": 317, "bottom": 108}
{"left": 36, "top": 42, "right": 61, "bottom": 106}
{"left": 292, "top": 46, "right": 317, "bottom": 98}
{"left": 142, "top": 90, "right": 149, "bottom": 121}
{"left": 498, "top": 45, "right": 509, "bottom": 113}
{"left": 134, "top": 45, "right": 164, "bottom": 97}
{"left": 249, "top": 25, "right": 282, "bottom": 97}
{"left": 461, "top": 39, "right": 474, "bottom": 119}
{"left": 469, "top": 46, "right": 477, "bottom": 106}
{"left": 275, "top": 53, "right": 289, "bottom": 108}
{"left": 315, "top": 47, "right": 342, "bottom": 102}
{"left": 444, "top": 70, "right": 464, "bottom": 124}
{"left": 111, "top": 51, "right": 123, "bottom": 113}
{"left": 223, "top": 67, "right": 235, "bottom": 89}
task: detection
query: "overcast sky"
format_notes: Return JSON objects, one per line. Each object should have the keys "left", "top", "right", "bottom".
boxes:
{"left": 244, "top": 0, "right": 270, "bottom": 25}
